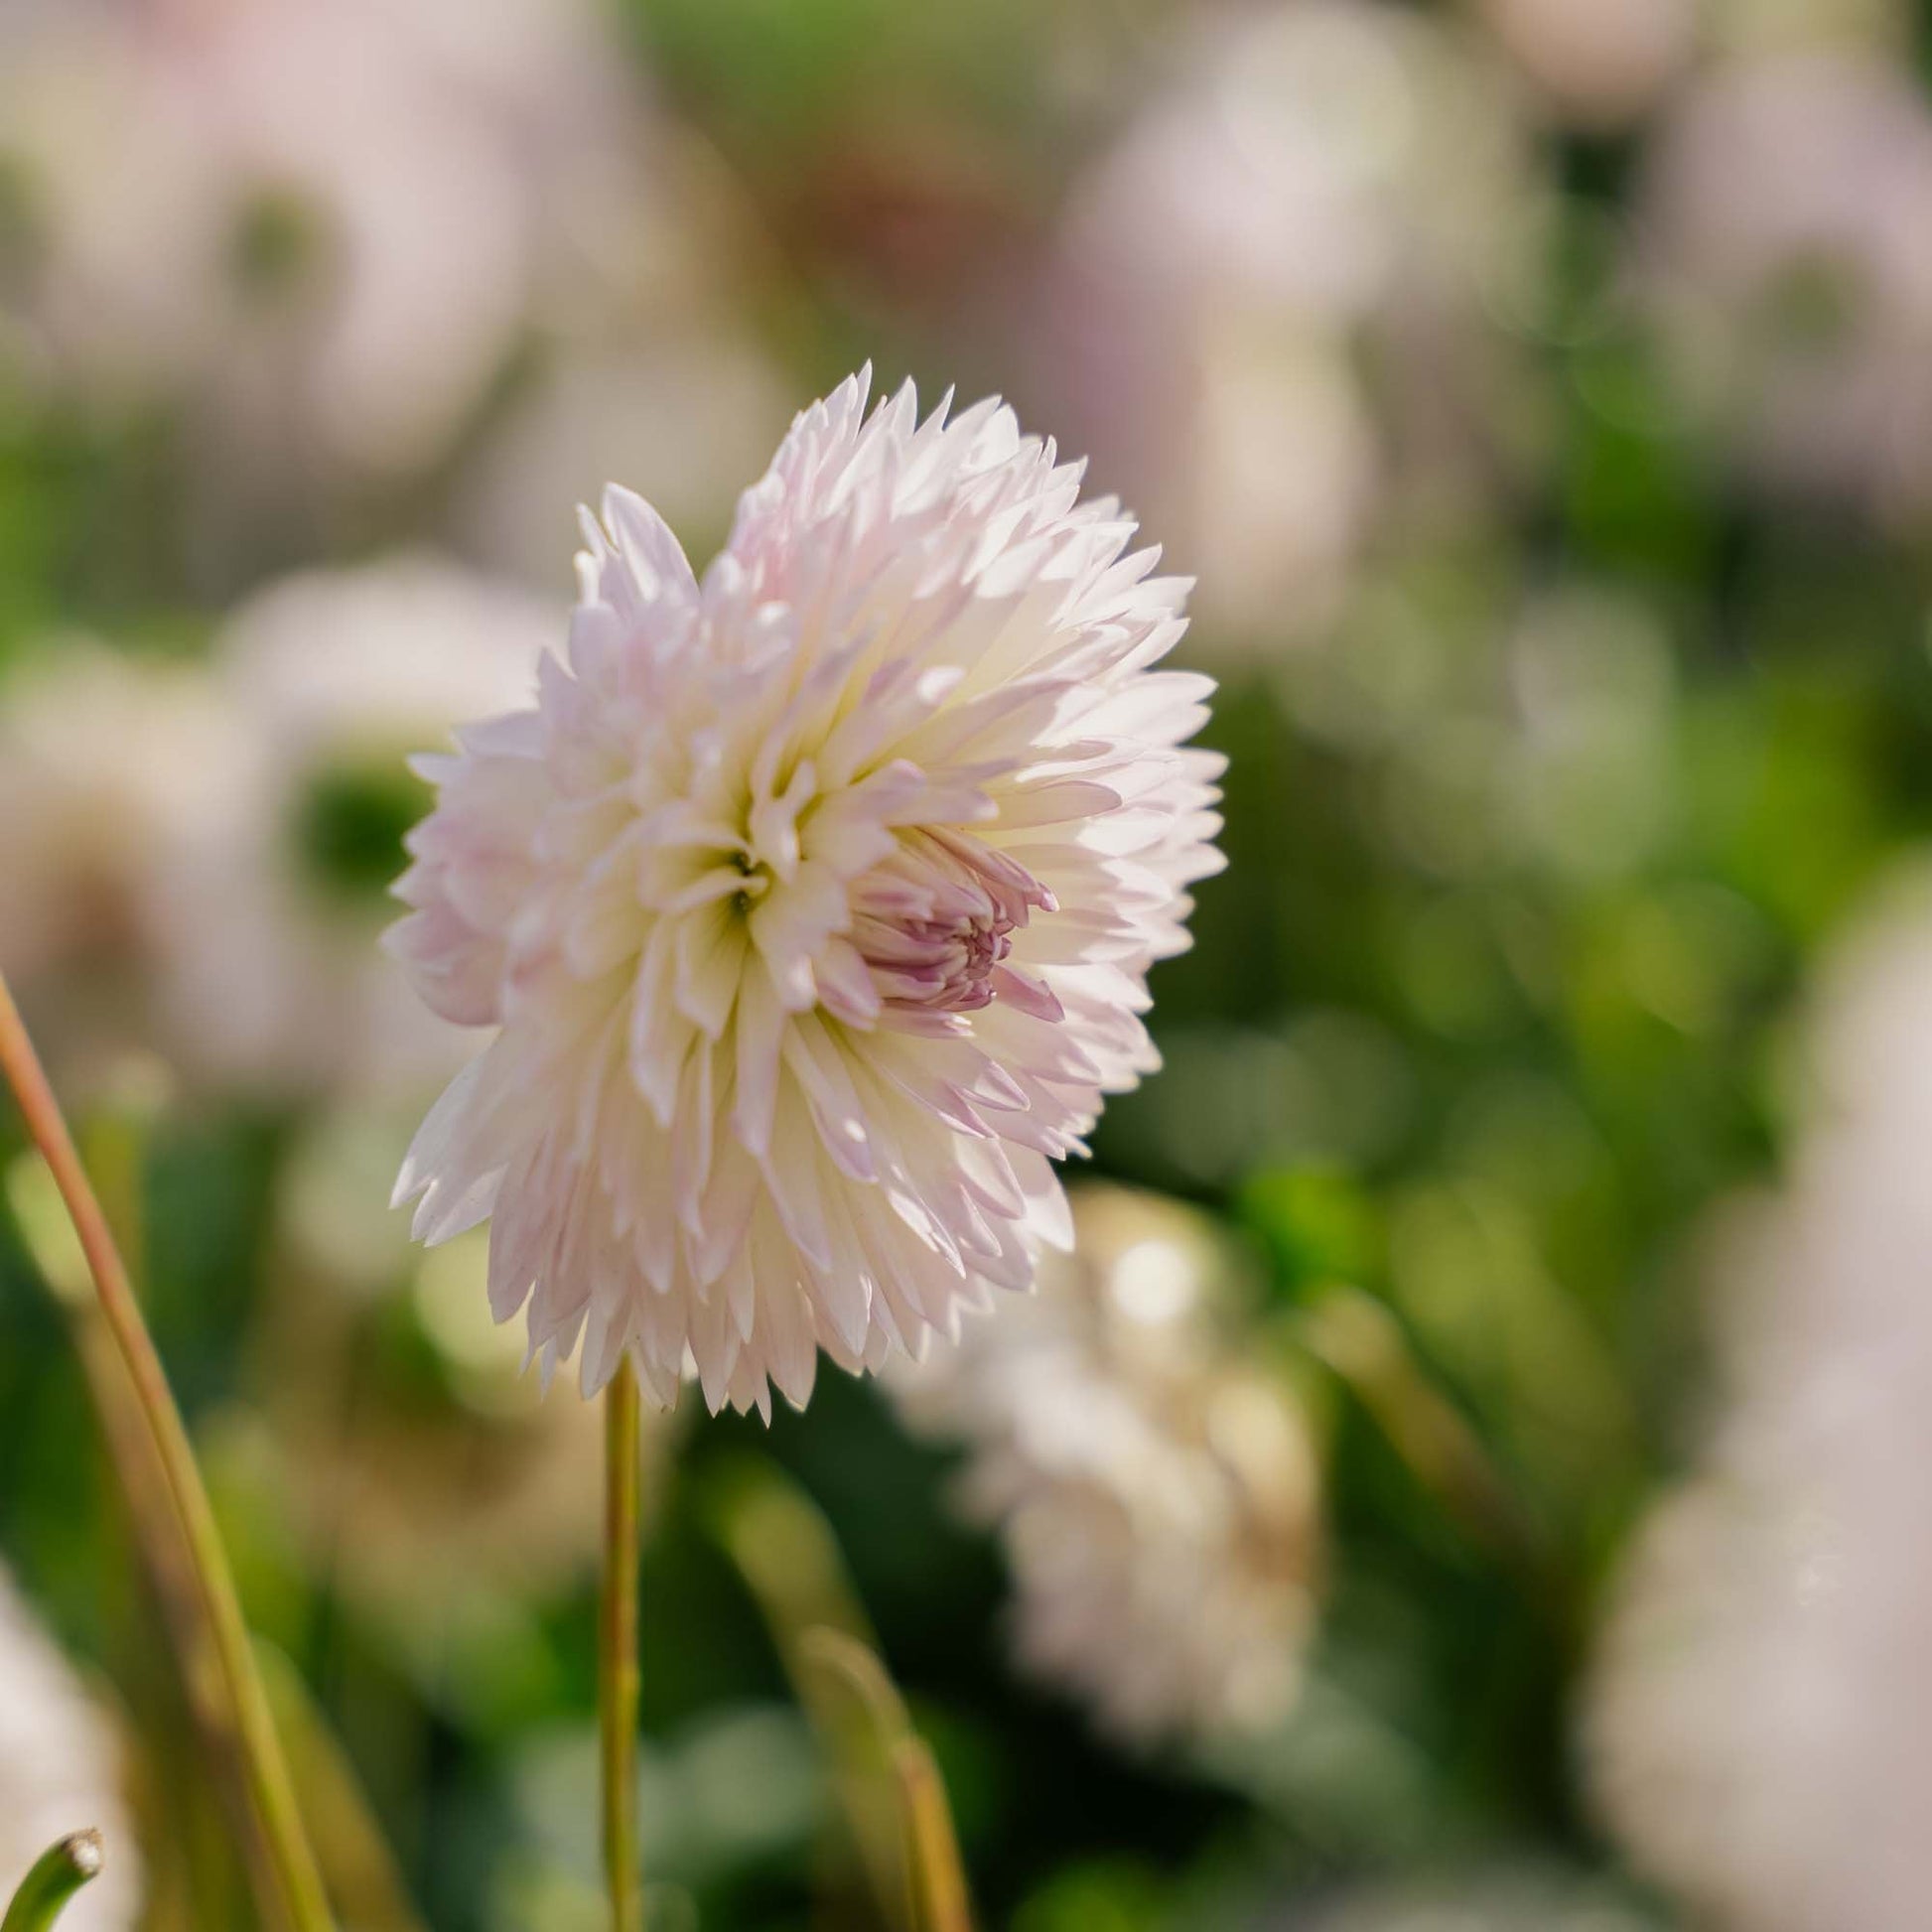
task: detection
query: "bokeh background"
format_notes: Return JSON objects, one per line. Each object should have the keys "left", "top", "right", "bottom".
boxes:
{"left": 5, "top": 0, "right": 1932, "bottom": 1926}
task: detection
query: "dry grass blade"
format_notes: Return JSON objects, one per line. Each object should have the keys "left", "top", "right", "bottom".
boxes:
{"left": 798, "top": 1630, "right": 974, "bottom": 1932}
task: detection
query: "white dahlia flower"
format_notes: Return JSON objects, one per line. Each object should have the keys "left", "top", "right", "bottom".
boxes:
{"left": 391, "top": 371, "right": 1223, "bottom": 1416}
{"left": 893, "top": 1186, "right": 1319, "bottom": 1745}
{"left": 0, "top": 1566, "right": 139, "bottom": 1932}
{"left": 1586, "top": 876, "right": 1932, "bottom": 1932}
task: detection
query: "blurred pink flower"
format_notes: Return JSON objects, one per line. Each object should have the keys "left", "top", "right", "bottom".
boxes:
{"left": 391, "top": 370, "right": 1223, "bottom": 1414}
{"left": 1587, "top": 876, "right": 1932, "bottom": 1932}
{"left": 1640, "top": 53, "right": 1932, "bottom": 521}
{"left": 1037, "top": 0, "right": 1550, "bottom": 644}
{"left": 0, "top": 0, "right": 663, "bottom": 485}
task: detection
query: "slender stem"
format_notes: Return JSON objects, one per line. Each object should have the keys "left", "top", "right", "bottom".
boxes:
{"left": 601, "top": 1359, "right": 643, "bottom": 1932}
{"left": 2, "top": 1834, "right": 103, "bottom": 1932}
{"left": 0, "top": 975, "right": 334, "bottom": 1932}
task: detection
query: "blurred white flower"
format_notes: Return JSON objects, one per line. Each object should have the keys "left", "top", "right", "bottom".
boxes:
{"left": 1040, "top": 0, "right": 1550, "bottom": 643}
{"left": 1639, "top": 53, "right": 1932, "bottom": 521}
{"left": 155, "top": 556, "right": 552, "bottom": 1097}
{"left": 1587, "top": 877, "right": 1932, "bottom": 1932}
{"left": 0, "top": 1566, "right": 139, "bottom": 1932}
{"left": 391, "top": 370, "right": 1223, "bottom": 1414}
{"left": 1476, "top": 0, "right": 1695, "bottom": 128}
{"left": 0, "top": 0, "right": 666, "bottom": 486}
{"left": 895, "top": 1185, "right": 1318, "bottom": 1745}
{"left": 0, "top": 642, "right": 245, "bottom": 1088}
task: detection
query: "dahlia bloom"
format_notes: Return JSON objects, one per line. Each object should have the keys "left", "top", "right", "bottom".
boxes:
{"left": 1586, "top": 877, "right": 1932, "bottom": 1931}
{"left": 391, "top": 371, "right": 1223, "bottom": 1415}
{"left": 0, "top": 1566, "right": 139, "bottom": 1932}
{"left": 893, "top": 1185, "right": 1318, "bottom": 1743}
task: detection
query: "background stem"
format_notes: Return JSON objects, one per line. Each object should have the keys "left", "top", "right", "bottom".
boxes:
{"left": 0, "top": 974, "right": 335, "bottom": 1932}
{"left": 601, "top": 1359, "right": 643, "bottom": 1932}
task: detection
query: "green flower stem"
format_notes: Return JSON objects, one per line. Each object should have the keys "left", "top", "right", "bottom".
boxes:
{"left": 2, "top": 1834, "right": 104, "bottom": 1932}
{"left": 0, "top": 973, "right": 335, "bottom": 1932}
{"left": 601, "top": 1360, "right": 643, "bottom": 1932}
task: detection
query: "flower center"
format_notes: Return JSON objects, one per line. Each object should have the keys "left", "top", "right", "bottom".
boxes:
{"left": 851, "top": 830, "right": 1055, "bottom": 1017}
